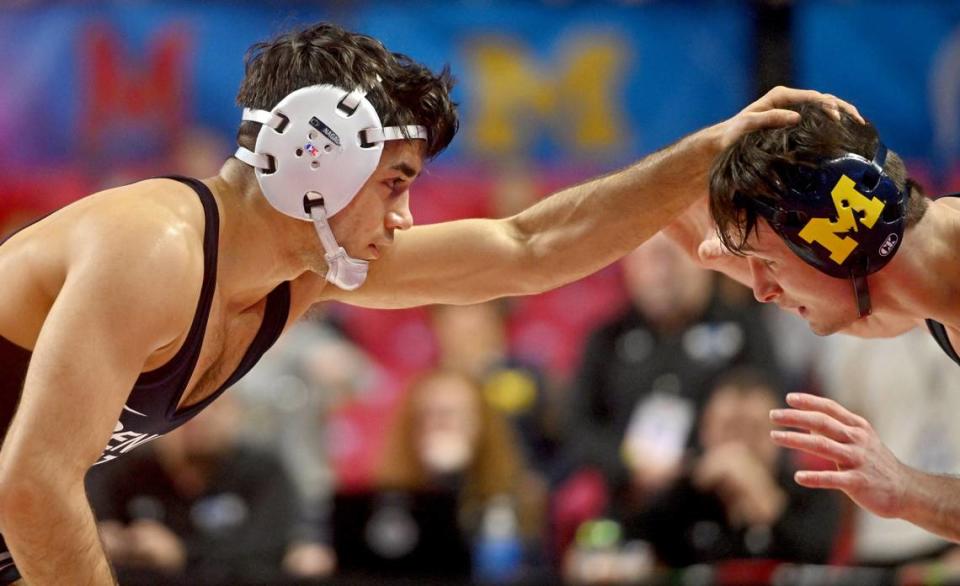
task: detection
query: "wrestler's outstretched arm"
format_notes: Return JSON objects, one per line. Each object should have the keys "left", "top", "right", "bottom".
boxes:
{"left": 323, "top": 87, "right": 854, "bottom": 308}
{"left": 771, "top": 392, "right": 960, "bottom": 543}
{"left": 0, "top": 210, "right": 201, "bottom": 583}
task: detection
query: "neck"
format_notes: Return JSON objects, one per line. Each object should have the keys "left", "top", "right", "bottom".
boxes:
{"left": 204, "top": 159, "right": 327, "bottom": 310}
{"left": 868, "top": 199, "right": 960, "bottom": 327}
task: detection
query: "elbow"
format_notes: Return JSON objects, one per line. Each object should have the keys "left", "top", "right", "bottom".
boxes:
{"left": 0, "top": 468, "right": 75, "bottom": 534}
{"left": 0, "top": 477, "right": 38, "bottom": 533}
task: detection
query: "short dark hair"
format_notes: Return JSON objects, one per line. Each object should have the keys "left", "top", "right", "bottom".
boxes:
{"left": 709, "top": 102, "right": 927, "bottom": 255}
{"left": 711, "top": 366, "right": 779, "bottom": 399}
{"left": 235, "top": 22, "right": 458, "bottom": 159}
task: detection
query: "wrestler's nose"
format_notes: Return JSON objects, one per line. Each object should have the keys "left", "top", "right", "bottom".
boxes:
{"left": 748, "top": 257, "right": 782, "bottom": 303}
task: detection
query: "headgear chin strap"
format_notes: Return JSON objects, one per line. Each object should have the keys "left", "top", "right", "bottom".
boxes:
{"left": 735, "top": 141, "right": 907, "bottom": 318}
{"left": 234, "top": 84, "right": 427, "bottom": 290}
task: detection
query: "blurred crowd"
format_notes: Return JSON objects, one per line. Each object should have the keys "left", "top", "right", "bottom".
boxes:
{"left": 4, "top": 2, "right": 960, "bottom": 583}
{"left": 75, "top": 217, "right": 960, "bottom": 585}
{"left": 0, "top": 117, "right": 951, "bottom": 585}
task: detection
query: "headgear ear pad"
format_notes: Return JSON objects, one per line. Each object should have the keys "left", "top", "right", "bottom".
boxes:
{"left": 744, "top": 145, "right": 906, "bottom": 280}
{"left": 253, "top": 84, "right": 385, "bottom": 219}
{"left": 234, "top": 83, "right": 427, "bottom": 291}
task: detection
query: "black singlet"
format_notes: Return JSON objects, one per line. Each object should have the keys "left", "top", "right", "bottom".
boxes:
{"left": 0, "top": 176, "right": 290, "bottom": 581}
{"left": 926, "top": 319, "right": 960, "bottom": 367}
{"left": 0, "top": 176, "right": 290, "bottom": 460}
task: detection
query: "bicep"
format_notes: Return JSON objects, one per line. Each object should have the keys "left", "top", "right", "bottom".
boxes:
{"left": 1, "top": 242, "right": 196, "bottom": 480}
{"left": 325, "top": 218, "right": 529, "bottom": 308}
{"left": 4, "top": 293, "right": 144, "bottom": 477}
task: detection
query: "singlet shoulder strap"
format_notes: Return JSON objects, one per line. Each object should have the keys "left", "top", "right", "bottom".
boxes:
{"left": 137, "top": 175, "right": 220, "bottom": 385}
{"left": 161, "top": 175, "right": 219, "bottom": 352}
{"left": 925, "top": 319, "right": 960, "bottom": 367}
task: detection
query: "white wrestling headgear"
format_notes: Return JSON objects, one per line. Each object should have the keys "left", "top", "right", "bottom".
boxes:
{"left": 234, "top": 84, "right": 427, "bottom": 290}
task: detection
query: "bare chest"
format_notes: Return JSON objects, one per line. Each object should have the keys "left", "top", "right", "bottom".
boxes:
{"left": 177, "top": 296, "right": 268, "bottom": 411}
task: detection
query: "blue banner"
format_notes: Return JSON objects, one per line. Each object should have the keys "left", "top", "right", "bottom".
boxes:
{"left": 795, "top": 0, "right": 960, "bottom": 188}
{"left": 0, "top": 1, "right": 751, "bottom": 175}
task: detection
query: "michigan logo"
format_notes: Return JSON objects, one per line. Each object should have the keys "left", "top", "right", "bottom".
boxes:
{"left": 797, "top": 175, "right": 885, "bottom": 265}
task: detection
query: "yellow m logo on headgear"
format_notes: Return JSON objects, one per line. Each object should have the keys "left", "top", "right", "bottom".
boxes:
{"left": 797, "top": 175, "right": 886, "bottom": 265}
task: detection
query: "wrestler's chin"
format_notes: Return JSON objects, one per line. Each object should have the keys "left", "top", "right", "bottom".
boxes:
{"left": 808, "top": 324, "right": 834, "bottom": 337}
{"left": 797, "top": 308, "right": 834, "bottom": 336}
{"left": 805, "top": 316, "right": 852, "bottom": 337}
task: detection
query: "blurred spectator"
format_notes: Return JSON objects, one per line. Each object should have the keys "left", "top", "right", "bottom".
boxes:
{"left": 87, "top": 396, "right": 300, "bottom": 585}
{"left": 94, "top": 126, "right": 230, "bottom": 191}
{"left": 623, "top": 368, "right": 840, "bottom": 566}
{"left": 431, "top": 301, "right": 558, "bottom": 475}
{"left": 558, "top": 233, "right": 780, "bottom": 514}
{"left": 375, "top": 368, "right": 547, "bottom": 575}
{"left": 233, "top": 311, "right": 381, "bottom": 579}
{"left": 816, "top": 328, "right": 960, "bottom": 568}
{"left": 168, "top": 127, "right": 232, "bottom": 180}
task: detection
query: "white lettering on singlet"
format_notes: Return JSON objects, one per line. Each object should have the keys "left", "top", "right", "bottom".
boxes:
{"left": 94, "top": 408, "right": 161, "bottom": 466}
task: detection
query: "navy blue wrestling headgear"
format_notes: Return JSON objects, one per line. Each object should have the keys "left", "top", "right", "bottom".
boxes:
{"left": 735, "top": 143, "right": 907, "bottom": 317}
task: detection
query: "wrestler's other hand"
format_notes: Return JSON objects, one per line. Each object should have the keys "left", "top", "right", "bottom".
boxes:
{"left": 770, "top": 392, "right": 909, "bottom": 519}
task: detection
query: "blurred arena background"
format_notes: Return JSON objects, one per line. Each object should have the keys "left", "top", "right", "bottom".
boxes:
{"left": 4, "top": 1, "right": 960, "bottom": 584}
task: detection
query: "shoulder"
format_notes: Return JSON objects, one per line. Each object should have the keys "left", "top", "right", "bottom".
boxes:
{"left": 75, "top": 181, "right": 203, "bottom": 280}
{"left": 61, "top": 180, "right": 209, "bottom": 337}
{"left": 933, "top": 196, "right": 960, "bottom": 213}
{"left": 76, "top": 178, "right": 206, "bottom": 244}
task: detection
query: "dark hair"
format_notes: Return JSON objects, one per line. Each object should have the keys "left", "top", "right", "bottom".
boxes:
{"left": 711, "top": 367, "right": 780, "bottom": 399}
{"left": 235, "top": 22, "right": 458, "bottom": 159}
{"left": 710, "top": 102, "right": 927, "bottom": 255}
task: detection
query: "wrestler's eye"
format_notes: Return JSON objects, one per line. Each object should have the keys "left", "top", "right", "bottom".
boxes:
{"left": 385, "top": 178, "right": 406, "bottom": 192}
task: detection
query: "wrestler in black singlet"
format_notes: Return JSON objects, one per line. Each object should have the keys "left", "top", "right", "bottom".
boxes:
{"left": 0, "top": 176, "right": 290, "bottom": 582}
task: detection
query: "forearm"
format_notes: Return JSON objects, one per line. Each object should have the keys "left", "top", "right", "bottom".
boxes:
{"left": 899, "top": 468, "right": 960, "bottom": 543}
{"left": 1, "top": 480, "right": 115, "bottom": 584}
{"left": 510, "top": 126, "right": 721, "bottom": 292}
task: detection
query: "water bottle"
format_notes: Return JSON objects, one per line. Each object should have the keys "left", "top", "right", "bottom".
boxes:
{"left": 474, "top": 494, "right": 523, "bottom": 584}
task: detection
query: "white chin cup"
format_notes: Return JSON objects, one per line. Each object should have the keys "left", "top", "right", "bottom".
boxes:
{"left": 323, "top": 247, "right": 369, "bottom": 291}
{"left": 305, "top": 194, "right": 369, "bottom": 291}
{"left": 233, "top": 83, "right": 427, "bottom": 290}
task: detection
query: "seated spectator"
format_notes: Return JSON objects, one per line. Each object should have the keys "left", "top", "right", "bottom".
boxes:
{"left": 558, "top": 234, "right": 780, "bottom": 518}
{"left": 625, "top": 368, "right": 841, "bottom": 566}
{"left": 86, "top": 396, "right": 300, "bottom": 585}
{"left": 375, "top": 369, "right": 546, "bottom": 576}
{"left": 430, "top": 301, "right": 558, "bottom": 475}
{"left": 233, "top": 311, "right": 380, "bottom": 579}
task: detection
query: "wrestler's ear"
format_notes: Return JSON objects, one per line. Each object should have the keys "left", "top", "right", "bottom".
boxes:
{"left": 697, "top": 235, "right": 733, "bottom": 265}
{"left": 695, "top": 234, "right": 752, "bottom": 286}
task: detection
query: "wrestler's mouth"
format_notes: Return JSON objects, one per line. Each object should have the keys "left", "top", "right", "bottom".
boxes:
{"left": 368, "top": 244, "right": 380, "bottom": 260}
{"left": 779, "top": 303, "right": 808, "bottom": 318}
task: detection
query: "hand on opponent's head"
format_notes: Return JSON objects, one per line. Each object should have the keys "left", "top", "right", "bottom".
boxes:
{"left": 712, "top": 86, "right": 864, "bottom": 151}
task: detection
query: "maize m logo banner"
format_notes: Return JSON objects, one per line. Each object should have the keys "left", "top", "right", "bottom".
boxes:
{"left": 0, "top": 1, "right": 750, "bottom": 172}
